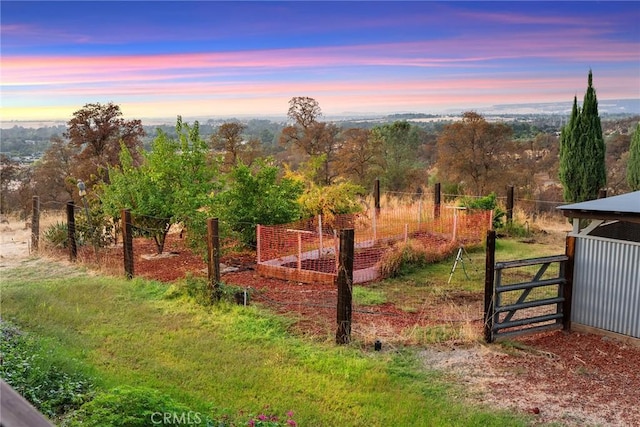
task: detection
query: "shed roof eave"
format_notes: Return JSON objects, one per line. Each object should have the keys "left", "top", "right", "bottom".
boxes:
{"left": 560, "top": 209, "right": 640, "bottom": 224}
{"left": 557, "top": 191, "right": 640, "bottom": 215}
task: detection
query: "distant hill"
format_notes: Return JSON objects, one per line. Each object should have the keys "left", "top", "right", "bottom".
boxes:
{"left": 481, "top": 99, "right": 640, "bottom": 115}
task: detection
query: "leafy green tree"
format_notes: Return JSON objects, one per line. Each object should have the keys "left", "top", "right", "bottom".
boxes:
{"left": 373, "top": 121, "right": 425, "bottom": 192}
{"left": 559, "top": 98, "right": 581, "bottom": 202}
{"left": 627, "top": 122, "right": 640, "bottom": 191}
{"left": 100, "top": 117, "right": 218, "bottom": 254}
{"left": 559, "top": 70, "right": 606, "bottom": 202}
{"left": 214, "top": 159, "right": 304, "bottom": 246}
{"left": 287, "top": 155, "right": 366, "bottom": 225}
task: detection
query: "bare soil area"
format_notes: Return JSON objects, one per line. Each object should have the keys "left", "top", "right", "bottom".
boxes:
{"left": 2, "top": 223, "right": 639, "bottom": 426}
{"left": 0, "top": 219, "right": 33, "bottom": 269}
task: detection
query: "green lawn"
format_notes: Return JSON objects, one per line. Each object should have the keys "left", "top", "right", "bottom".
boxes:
{"left": 0, "top": 257, "right": 531, "bottom": 426}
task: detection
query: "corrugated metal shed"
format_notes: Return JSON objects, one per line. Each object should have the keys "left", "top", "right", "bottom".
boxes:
{"left": 557, "top": 191, "right": 640, "bottom": 340}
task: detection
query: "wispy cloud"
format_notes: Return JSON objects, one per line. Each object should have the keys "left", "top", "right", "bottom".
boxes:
{"left": 1, "top": 1, "right": 637, "bottom": 120}
{"left": 3, "top": 30, "right": 637, "bottom": 87}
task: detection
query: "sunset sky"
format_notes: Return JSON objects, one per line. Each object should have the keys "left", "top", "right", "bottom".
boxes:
{"left": 1, "top": 1, "right": 639, "bottom": 121}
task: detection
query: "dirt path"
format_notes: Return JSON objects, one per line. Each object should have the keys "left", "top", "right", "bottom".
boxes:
{"left": 0, "top": 219, "right": 33, "bottom": 269}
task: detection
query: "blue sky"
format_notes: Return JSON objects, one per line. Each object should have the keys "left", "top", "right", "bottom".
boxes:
{"left": 1, "top": 1, "right": 639, "bottom": 121}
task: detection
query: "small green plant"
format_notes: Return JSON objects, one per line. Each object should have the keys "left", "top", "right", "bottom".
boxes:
{"left": 500, "top": 220, "right": 532, "bottom": 238}
{"left": 166, "top": 276, "right": 252, "bottom": 307}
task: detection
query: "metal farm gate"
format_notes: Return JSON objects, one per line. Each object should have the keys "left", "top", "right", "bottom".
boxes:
{"left": 484, "top": 231, "right": 573, "bottom": 343}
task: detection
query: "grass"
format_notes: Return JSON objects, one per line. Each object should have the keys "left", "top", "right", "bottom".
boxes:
{"left": 0, "top": 259, "right": 529, "bottom": 426}
{"left": 353, "top": 285, "right": 387, "bottom": 305}
{"left": 360, "top": 230, "right": 567, "bottom": 326}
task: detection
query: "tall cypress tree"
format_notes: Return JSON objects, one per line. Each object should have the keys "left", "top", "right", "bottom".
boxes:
{"left": 559, "top": 96, "right": 582, "bottom": 202}
{"left": 628, "top": 122, "right": 640, "bottom": 191}
{"left": 558, "top": 70, "right": 606, "bottom": 202}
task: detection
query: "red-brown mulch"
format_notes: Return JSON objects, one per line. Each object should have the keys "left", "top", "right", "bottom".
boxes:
{"left": 482, "top": 330, "right": 640, "bottom": 426}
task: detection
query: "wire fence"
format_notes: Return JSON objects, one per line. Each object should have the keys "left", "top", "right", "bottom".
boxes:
{"left": 24, "top": 193, "right": 564, "bottom": 345}
{"left": 257, "top": 201, "right": 493, "bottom": 285}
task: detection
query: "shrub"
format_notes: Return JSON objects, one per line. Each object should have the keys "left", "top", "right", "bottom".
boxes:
{"left": 214, "top": 159, "right": 304, "bottom": 247}
{"left": 0, "top": 321, "right": 94, "bottom": 420}
{"left": 458, "top": 192, "right": 505, "bottom": 229}
{"left": 297, "top": 180, "right": 366, "bottom": 225}
{"left": 500, "top": 220, "right": 532, "bottom": 238}
{"left": 43, "top": 221, "right": 71, "bottom": 248}
{"left": 165, "top": 276, "right": 251, "bottom": 307}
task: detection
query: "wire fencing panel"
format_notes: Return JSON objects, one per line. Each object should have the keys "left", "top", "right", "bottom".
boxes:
{"left": 258, "top": 201, "right": 492, "bottom": 284}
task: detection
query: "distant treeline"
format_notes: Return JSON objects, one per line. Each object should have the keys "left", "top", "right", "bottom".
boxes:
{"left": 1, "top": 113, "right": 637, "bottom": 158}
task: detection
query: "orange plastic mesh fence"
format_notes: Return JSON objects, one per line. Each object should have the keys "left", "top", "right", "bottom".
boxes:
{"left": 257, "top": 202, "right": 492, "bottom": 285}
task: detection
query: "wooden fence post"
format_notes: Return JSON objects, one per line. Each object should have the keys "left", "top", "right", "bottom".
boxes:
{"left": 336, "top": 228, "right": 354, "bottom": 345}
{"left": 256, "top": 224, "right": 261, "bottom": 264}
{"left": 67, "top": 201, "right": 77, "bottom": 262}
{"left": 374, "top": 179, "right": 381, "bottom": 216}
{"left": 31, "top": 196, "right": 40, "bottom": 252}
{"left": 506, "top": 185, "right": 514, "bottom": 224}
{"left": 434, "top": 182, "right": 441, "bottom": 219}
{"left": 122, "top": 209, "right": 134, "bottom": 279}
{"left": 208, "top": 218, "right": 221, "bottom": 301}
{"left": 484, "top": 230, "right": 496, "bottom": 343}
{"left": 562, "top": 235, "right": 575, "bottom": 331}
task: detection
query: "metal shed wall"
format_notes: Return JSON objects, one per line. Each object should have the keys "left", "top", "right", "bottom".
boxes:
{"left": 571, "top": 234, "right": 640, "bottom": 339}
